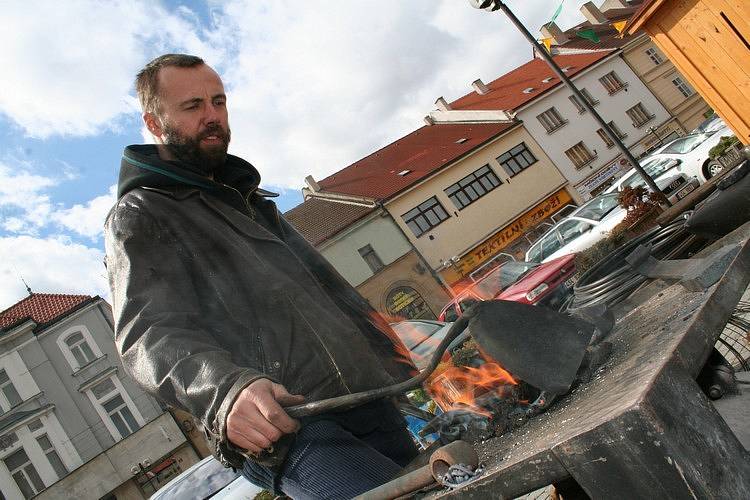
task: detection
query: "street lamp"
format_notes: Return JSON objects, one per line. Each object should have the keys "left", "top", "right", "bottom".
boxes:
{"left": 468, "top": 0, "right": 670, "bottom": 206}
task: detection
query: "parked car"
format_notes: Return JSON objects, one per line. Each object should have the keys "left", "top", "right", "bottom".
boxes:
{"left": 390, "top": 319, "right": 471, "bottom": 370}
{"left": 604, "top": 157, "right": 700, "bottom": 204}
{"left": 437, "top": 255, "right": 577, "bottom": 321}
{"left": 691, "top": 114, "right": 726, "bottom": 135}
{"left": 150, "top": 455, "right": 260, "bottom": 500}
{"left": 646, "top": 124, "right": 734, "bottom": 182}
{"left": 525, "top": 193, "right": 627, "bottom": 264}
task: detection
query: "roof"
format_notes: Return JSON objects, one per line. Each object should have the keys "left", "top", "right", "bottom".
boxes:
{"left": 285, "top": 198, "right": 375, "bottom": 246}
{"left": 316, "top": 122, "right": 517, "bottom": 200}
{"left": 449, "top": 51, "right": 614, "bottom": 112}
{"left": 551, "top": 1, "right": 645, "bottom": 52}
{"left": 626, "top": 0, "right": 665, "bottom": 34}
{"left": 0, "top": 293, "right": 94, "bottom": 331}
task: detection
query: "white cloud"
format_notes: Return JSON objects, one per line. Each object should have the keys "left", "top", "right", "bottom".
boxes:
{"left": 0, "top": 0, "right": 224, "bottom": 138}
{"left": 0, "top": 162, "right": 56, "bottom": 234}
{"left": 0, "top": 235, "right": 108, "bottom": 311}
{"left": 52, "top": 185, "right": 117, "bottom": 240}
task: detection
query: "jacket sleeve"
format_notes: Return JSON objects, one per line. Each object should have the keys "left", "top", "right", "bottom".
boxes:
{"left": 105, "top": 201, "right": 265, "bottom": 462}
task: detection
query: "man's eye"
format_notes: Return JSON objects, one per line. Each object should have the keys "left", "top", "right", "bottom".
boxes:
{"left": 214, "top": 99, "right": 226, "bottom": 106}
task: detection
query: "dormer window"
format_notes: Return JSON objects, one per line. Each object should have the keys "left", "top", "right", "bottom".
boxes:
{"left": 65, "top": 332, "right": 96, "bottom": 367}
{"left": 57, "top": 326, "right": 103, "bottom": 371}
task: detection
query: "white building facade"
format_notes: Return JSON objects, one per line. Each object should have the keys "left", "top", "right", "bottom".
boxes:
{"left": 516, "top": 54, "right": 671, "bottom": 200}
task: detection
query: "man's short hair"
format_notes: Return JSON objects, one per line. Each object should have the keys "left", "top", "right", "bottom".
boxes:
{"left": 135, "top": 54, "right": 205, "bottom": 114}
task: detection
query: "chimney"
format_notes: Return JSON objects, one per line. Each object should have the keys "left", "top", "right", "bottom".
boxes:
{"left": 581, "top": 2, "right": 608, "bottom": 25}
{"left": 472, "top": 78, "right": 490, "bottom": 95}
{"left": 305, "top": 175, "right": 320, "bottom": 193}
{"left": 540, "top": 22, "right": 569, "bottom": 45}
{"left": 424, "top": 115, "right": 435, "bottom": 126}
{"left": 435, "top": 96, "right": 451, "bottom": 112}
{"left": 599, "top": 0, "right": 628, "bottom": 10}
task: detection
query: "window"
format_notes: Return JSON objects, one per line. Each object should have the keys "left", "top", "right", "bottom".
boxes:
{"left": 65, "top": 332, "right": 96, "bottom": 368}
{"left": 36, "top": 434, "right": 67, "bottom": 479}
{"left": 599, "top": 71, "right": 627, "bottom": 94}
{"left": 496, "top": 143, "right": 538, "bottom": 178}
{"left": 557, "top": 220, "right": 593, "bottom": 244}
{"left": 626, "top": 102, "right": 655, "bottom": 128}
{"left": 672, "top": 77, "right": 694, "bottom": 98}
{"left": 568, "top": 88, "right": 599, "bottom": 113}
{"left": 402, "top": 197, "right": 449, "bottom": 237}
{"left": 0, "top": 369, "right": 22, "bottom": 413}
{"left": 358, "top": 245, "right": 384, "bottom": 274}
{"left": 597, "top": 122, "right": 627, "bottom": 148}
{"left": 89, "top": 377, "right": 143, "bottom": 441}
{"left": 645, "top": 47, "right": 664, "bottom": 65}
{"left": 102, "top": 395, "right": 139, "bottom": 439}
{"left": 5, "top": 448, "right": 45, "bottom": 499}
{"left": 444, "top": 165, "right": 502, "bottom": 209}
{"left": 565, "top": 142, "right": 597, "bottom": 169}
{"left": 536, "top": 107, "right": 567, "bottom": 133}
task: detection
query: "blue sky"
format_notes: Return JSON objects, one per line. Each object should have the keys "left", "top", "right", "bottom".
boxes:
{"left": 0, "top": 0, "right": 585, "bottom": 309}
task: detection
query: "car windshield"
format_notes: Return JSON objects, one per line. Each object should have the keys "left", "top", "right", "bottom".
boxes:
{"left": 574, "top": 193, "right": 619, "bottom": 221}
{"left": 150, "top": 457, "right": 241, "bottom": 500}
{"left": 473, "top": 261, "right": 538, "bottom": 297}
{"left": 692, "top": 115, "right": 724, "bottom": 134}
{"left": 660, "top": 134, "right": 710, "bottom": 154}
{"left": 621, "top": 158, "right": 678, "bottom": 188}
{"left": 390, "top": 321, "right": 444, "bottom": 350}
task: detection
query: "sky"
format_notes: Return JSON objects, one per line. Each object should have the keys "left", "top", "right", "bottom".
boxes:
{"left": 0, "top": 0, "right": 586, "bottom": 310}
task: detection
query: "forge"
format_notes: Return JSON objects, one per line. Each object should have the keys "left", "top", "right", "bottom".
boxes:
{"left": 429, "top": 223, "right": 750, "bottom": 499}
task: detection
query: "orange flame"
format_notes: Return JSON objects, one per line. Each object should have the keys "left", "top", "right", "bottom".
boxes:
{"left": 428, "top": 362, "right": 517, "bottom": 414}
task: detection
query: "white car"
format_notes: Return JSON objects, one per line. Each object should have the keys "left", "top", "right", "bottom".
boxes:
{"left": 149, "top": 456, "right": 261, "bottom": 500}
{"left": 525, "top": 193, "right": 627, "bottom": 263}
{"left": 604, "top": 157, "right": 700, "bottom": 204}
{"left": 646, "top": 125, "right": 735, "bottom": 182}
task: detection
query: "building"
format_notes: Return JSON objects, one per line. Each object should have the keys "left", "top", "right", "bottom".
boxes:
{"left": 0, "top": 293, "right": 201, "bottom": 499}
{"left": 286, "top": 196, "right": 451, "bottom": 320}
{"left": 309, "top": 122, "right": 577, "bottom": 285}
{"left": 627, "top": 0, "right": 750, "bottom": 145}
{"left": 549, "top": 0, "right": 712, "bottom": 142}
{"left": 441, "top": 49, "right": 671, "bottom": 200}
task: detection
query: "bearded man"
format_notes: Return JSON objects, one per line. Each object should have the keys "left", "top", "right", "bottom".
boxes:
{"left": 105, "top": 54, "right": 418, "bottom": 499}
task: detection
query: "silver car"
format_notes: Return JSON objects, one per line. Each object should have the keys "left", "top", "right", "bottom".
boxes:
{"left": 525, "top": 193, "right": 626, "bottom": 263}
{"left": 605, "top": 157, "right": 700, "bottom": 204}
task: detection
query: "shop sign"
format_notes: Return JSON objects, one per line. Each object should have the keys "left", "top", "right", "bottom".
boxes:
{"left": 447, "top": 188, "right": 572, "bottom": 278}
{"left": 578, "top": 158, "right": 630, "bottom": 200}
{"left": 386, "top": 286, "right": 433, "bottom": 320}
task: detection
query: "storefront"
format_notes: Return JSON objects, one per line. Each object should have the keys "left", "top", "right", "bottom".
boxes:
{"left": 438, "top": 188, "right": 574, "bottom": 284}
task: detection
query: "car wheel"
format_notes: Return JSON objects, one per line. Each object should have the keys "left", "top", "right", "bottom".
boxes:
{"left": 705, "top": 160, "right": 724, "bottom": 179}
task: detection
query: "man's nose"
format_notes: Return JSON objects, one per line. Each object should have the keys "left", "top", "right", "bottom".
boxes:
{"left": 203, "top": 103, "right": 221, "bottom": 124}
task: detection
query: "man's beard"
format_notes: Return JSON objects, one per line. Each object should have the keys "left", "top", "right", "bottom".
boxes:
{"left": 162, "top": 122, "right": 231, "bottom": 176}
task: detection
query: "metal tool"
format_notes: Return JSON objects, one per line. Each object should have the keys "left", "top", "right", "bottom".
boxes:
{"left": 626, "top": 243, "right": 741, "bottom": 291}
{"left": 355, "top": 440, "right": 478, "bottom": 500}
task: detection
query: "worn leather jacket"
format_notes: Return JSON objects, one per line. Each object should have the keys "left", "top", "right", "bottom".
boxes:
{"left": 105, "top": 145, "right": 416, "bottom": 468}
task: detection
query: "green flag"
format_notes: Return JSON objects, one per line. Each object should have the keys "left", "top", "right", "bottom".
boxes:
{"left": 576, "top": 28, "right": 601, "bottom": 43}
{"left": 547, "top": 0, "right": 564, "bottom": 26}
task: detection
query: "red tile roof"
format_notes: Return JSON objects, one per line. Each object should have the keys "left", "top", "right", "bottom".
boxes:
{"left": 0, "top": 294, "right": 93, "bottom": 331}
{"left": 317, "top": 122, "right": 517, "bottom": 199}
{"left": 449, "top": 51, "right": 614, "bottom": 112}
{"left": 285, "top": 198, "right": 375, "bottom": 246}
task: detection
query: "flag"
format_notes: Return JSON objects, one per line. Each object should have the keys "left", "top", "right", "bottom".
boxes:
{"left": 546, "top": 0, "right": 564, "bottom": 27}
{"left": 576, "top": 29, "right": 601, "bottom": 43}
{"left": 612, "top": 20, "right": 628, "bottom": 38}
{"left": 612, "top": 20, "right": 628, "bottom": 34}
{"left": 541, "top": 37, "right": 553, "bottom": 53}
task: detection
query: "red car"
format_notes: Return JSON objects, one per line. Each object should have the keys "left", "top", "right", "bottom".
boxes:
{"left": 438, "top": 254, "right": 577, "bottom": 322}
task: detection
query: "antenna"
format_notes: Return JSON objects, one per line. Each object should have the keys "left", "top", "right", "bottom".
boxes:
{"left": 20, "top": 276, "right": 33, "bottom": 296}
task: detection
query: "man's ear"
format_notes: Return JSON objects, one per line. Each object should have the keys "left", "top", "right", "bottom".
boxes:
{"left": 143, "top": 112, "right": 163, "bottom": 140}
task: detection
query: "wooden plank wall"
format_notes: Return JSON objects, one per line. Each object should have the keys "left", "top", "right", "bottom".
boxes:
{"left": 646, "top": 0, "right": 750, "bottom": 144}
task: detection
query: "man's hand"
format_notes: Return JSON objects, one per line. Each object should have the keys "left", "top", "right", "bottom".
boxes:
{"left": 226, "top": 378, "right": 305, "bottom": 455}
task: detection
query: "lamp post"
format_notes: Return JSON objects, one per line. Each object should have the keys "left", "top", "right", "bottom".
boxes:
{"left": 469, "top": 0, "right": 670, "bottom": 206}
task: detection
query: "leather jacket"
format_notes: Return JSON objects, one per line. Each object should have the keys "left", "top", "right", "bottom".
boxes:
{"left": 105, "top": 145, "right": 416, "bottom": 468}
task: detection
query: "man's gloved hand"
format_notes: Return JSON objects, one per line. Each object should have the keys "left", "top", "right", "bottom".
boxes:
{"left": 226, "top": 378, "right": 305, "bottom": 455}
